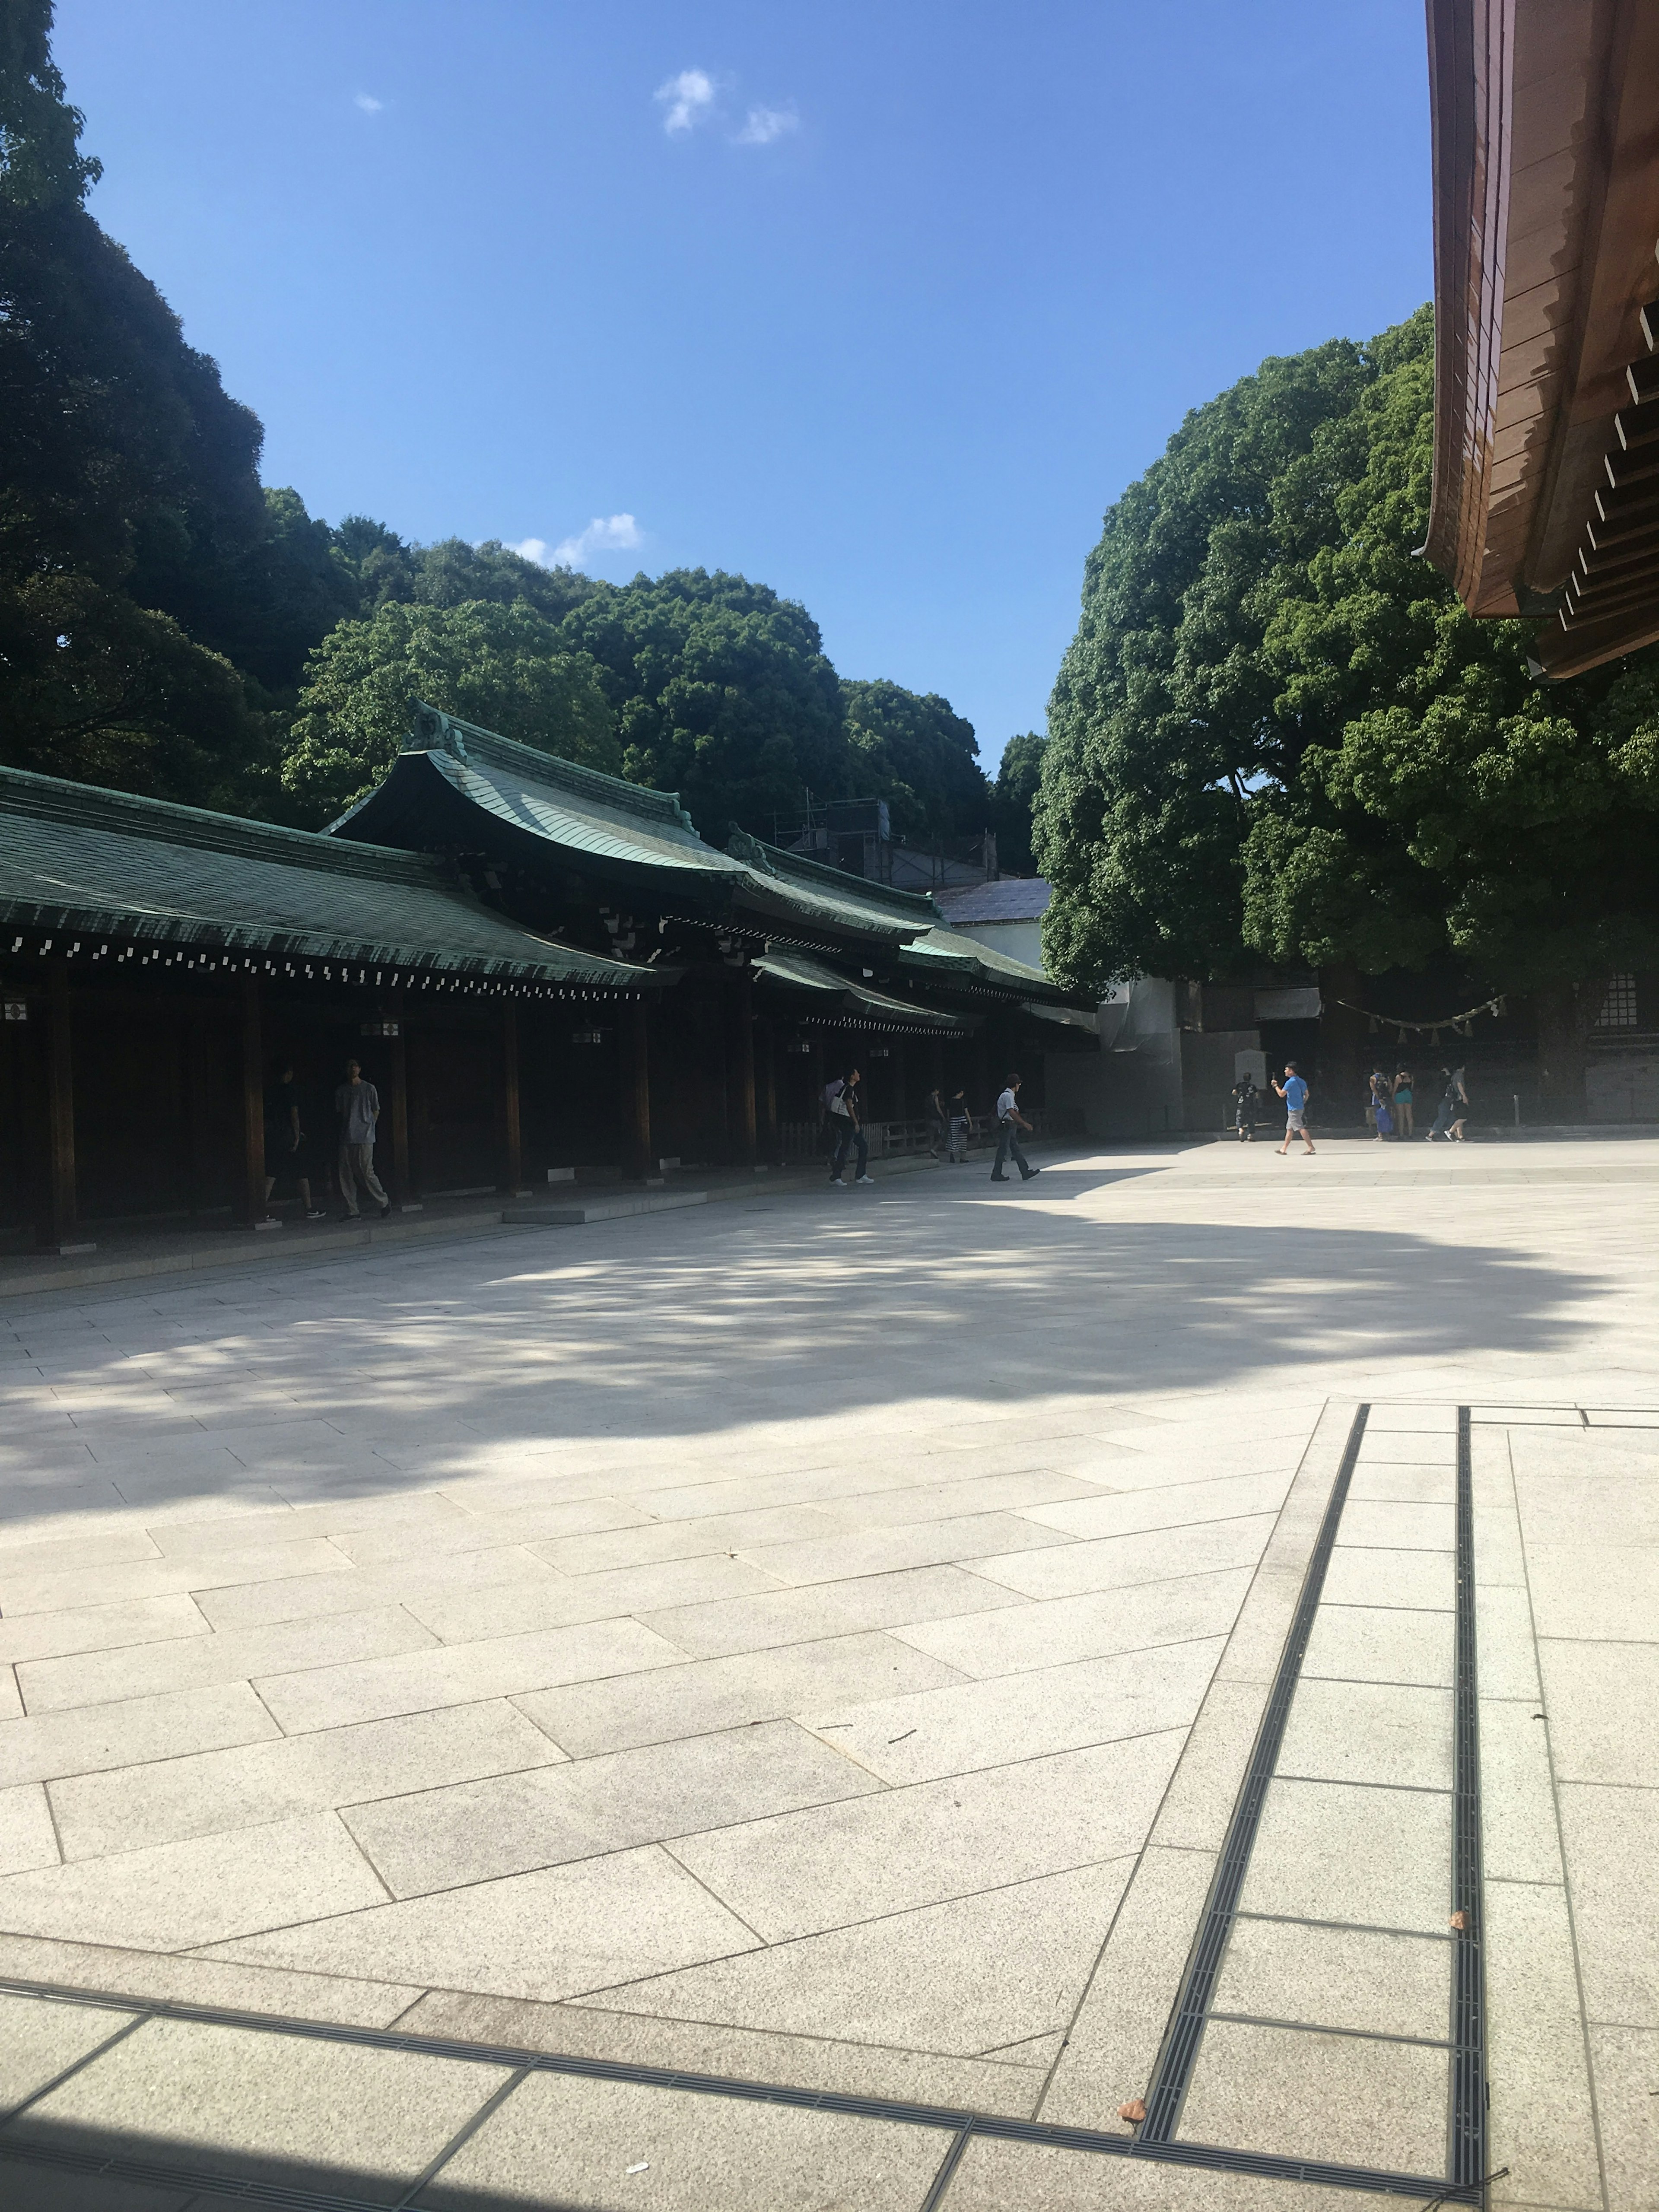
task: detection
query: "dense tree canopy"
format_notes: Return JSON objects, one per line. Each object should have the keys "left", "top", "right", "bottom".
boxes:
{"left": 0, "top": 1, "right": 277, "bottom": 804}
{"left": 1037, "top": 306, "right": 1659, "bottom": 1008}
{"left": 550, "top": 569, "right": 850, "bottom": 837}
{"left": 840, "top": 678, "right": 990, "bottom": 842}
{"left": 282, "top": 598, "right": 618, "bottom": 820}
{"left": 992, "top": 731, "right": 1047, "bottom": 873}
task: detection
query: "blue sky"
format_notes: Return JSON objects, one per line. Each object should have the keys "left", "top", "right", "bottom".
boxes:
{"left": 57, "top": 0, "right": 1430, "bottom": 775}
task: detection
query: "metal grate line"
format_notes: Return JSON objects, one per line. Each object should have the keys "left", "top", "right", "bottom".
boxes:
{"left": 1449, "top": 1405, "right": 1489, "bottom": 2190}
{"left": 0, "top": 2125, "right": 1481, "bottom": 2206}
{"left": 0, "top": 1971, "right": 1480, "bottom": 2202}
{"left": 1136, "top": 1402, "right": 1372, "bottom": 2144}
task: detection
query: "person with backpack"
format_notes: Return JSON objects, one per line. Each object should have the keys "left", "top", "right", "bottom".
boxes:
{"left": 1230, "top": 1071, "right": 1260, "bottom": 1142}
{"left": 827, "top": 1068, "right": 873, "bottom": 1185}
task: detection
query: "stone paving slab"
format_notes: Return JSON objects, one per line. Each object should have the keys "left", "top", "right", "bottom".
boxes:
{"left": 0, "top": 1138, "right": 1654, "bottom": 2205}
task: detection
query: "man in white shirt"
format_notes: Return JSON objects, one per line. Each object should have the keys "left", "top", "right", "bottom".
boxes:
{"left": 991, "top": 1071, "right": 1039, "bottom": 1183}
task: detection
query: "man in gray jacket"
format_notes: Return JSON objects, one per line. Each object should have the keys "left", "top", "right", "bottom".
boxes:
{"left": 335, "top": 1059, "right": 392, "bottom": 1218}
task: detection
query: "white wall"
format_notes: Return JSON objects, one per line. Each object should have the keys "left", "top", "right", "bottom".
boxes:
{"left": 1046, "top": 977, "right": 1186, "bottom": 1138}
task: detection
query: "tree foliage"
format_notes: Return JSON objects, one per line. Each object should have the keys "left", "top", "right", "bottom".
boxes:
{"left": 282, "top": 598, "right": 619, "bottom": 821}
{"left": 840, "top": 678, "right": 989, "bottom": 842}
{"left": 1037, "top": 306, "right": 1659, "bottom": 998}
{"left": 0, "top": 2, "right": 277, "bottom": 804}
{"left": 552, "top": 569, "right": 849, "bottom": 836}
{"left": 992, "top": 731, "right": 1047, "bottom": 873}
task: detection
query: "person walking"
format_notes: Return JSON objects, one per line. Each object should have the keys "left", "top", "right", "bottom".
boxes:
{"left": 1426, "top": 1067, "right": 1467, "bottom": 1141}
{"left": 1446, "top": 1065, "right": 1470, "bottom": 1142}
{"left": 335, "top": 1058, "right": 391, "bottom": 1218}
{"left": 264, "top": 1062, "right": 325, "bottom": 1220}
{"left": 828, "top": 1067, "right": 873, "bottom": 1185}
{"left": 1274, "top": 1062, "right": 1316, "bottom": 1156}
{"left": 1392, "top": 1065, "right": 1415, "bottom": 1138}
{"left": 947, "top": 1087, "right": 972, "bottom": 1163}
{"left": 990, "top": 1072, "right": 1040, "bottom": 1182}
{"left": 1230, "top": 1071, "right": 1260, "bottom": 1142}
{"left": 927, "top": 1086, "right": 948, "bottom": 1159}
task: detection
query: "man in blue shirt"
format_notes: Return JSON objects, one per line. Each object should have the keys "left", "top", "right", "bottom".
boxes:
{"left": 1274, "top": 1062, "right": 1316, "bottom": 1156}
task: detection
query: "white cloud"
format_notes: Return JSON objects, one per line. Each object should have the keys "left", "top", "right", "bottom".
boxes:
{"left": 353, "top": 92, "right": 383, "bottom": 113}
{"left": 514, "top": 516, "right": 643, "bottom": 572}
{"left": 655, "top": 68, "right": 715, "bottom": 135}
{"left": 734, "top": 103, "right": 798, "bottom": 147}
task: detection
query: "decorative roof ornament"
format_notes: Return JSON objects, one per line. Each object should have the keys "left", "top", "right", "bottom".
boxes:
{"left": 725, "top": 826, "right": 778, "bottom": 877}
{"left": 412, "top": 703, "right": 468, "bottom": 762}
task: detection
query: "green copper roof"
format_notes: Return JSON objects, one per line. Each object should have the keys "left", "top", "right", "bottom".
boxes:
{"left": 725, "top": 830, "right": 938, "bottom": 943}
{"left": 753, "top": 948, "right": 972, "bottom": 1030}
{"left": 333, "top": 707, "right": 747, "bottom": 883}
{"left": 0, "top": 766, "right": 660, "bottom": 990}
{"left": 899, "top": 921, "right": 1070, "bottom": 998}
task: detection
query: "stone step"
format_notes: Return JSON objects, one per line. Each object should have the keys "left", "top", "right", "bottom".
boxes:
{"left": 500, "top": 1190, "right": 709, "bottom": 1226}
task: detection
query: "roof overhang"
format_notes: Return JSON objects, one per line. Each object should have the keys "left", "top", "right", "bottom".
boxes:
{"left": 752, "top": 950, "right": 975, "bottom": 1032}
{"left": 1425, "top": 0, "right": 1659, "bottom": 675}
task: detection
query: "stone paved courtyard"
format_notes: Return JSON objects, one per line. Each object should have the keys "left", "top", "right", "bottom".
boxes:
{"left": 0, "top": 1138, "right": 1653, "bottom": 2209}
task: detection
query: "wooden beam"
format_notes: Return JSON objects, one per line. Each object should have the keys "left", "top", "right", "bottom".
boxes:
{"left": 500, "top": 1002, "right": 523, "bottom": 1193}
{"left": 729, "top": 968, "right": 756, "bottom": 1164}
{"left": 757, "top": 1014, "right": 778, "bottom": 1163}
{"left": 388, "top": 995, "right": 412, "bottom": 1203}
{"left": 239, "top": 973, "right": 267, "bottom": 1229}
{"left": 1595, "top": 477, "right": 1659, "bottom": 524}
{"left": 624, "top": 1000, "right": 652, "bottom": 1178}
{"left": 1566, "top": 567, "right": 1659, "bottom": 622}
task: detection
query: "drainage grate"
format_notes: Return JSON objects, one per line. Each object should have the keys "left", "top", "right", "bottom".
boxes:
{"left": 1449, "top": 1405, "right": 1488, "bottom": 2190}
{"left": 1137, "top": 1401, "right": 1372, "bottom": 2145}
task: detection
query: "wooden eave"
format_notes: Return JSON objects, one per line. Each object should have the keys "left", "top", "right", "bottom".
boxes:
{"left": 1425, "top": 0, "right": 1659, "bottom": 674}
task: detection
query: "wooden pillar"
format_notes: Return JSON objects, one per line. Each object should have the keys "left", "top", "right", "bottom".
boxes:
{"left": 44, "top": 962, "right": 78, "bottom": 1249}
{"left": 239, "top": 974, "right": 267, "bottom": 1228}
{"left": 728, "top": 969, "right": 756, "bottom": 1163}
{"left": 388, "top": 993, "right": 412, "bottom": 1204}
{"left": 624, "top": 998, "right": 652, "bottom": 1178}
{"left": 758, "top": 1015, "right": 778, "bottom": 1161}
{"left": 893, "top": 1035, "right": 909, "bottom": 1123}
{"left": 500, "top": 1000, "right": 523, "bottom": 1193}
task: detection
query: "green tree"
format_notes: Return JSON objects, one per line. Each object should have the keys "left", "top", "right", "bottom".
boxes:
{"left": 553, "top": 569, "right": 851, "bottom": 836}
{"left": 0, "top": 0, "right": 99, "bottom": 209}
{"left": 1038, "top": 332, "right": 1375, "bottom": 986}
{"left": 1037, "top": 305, "right": 1659, "bottom": 1104}
{"left": 0, "top": 0, "right": 280, "bottom": 804}
{"left": 839, "top": 678, "right": 990, "bottom": 842}
{"left": 992, "top": 731, "right": 1047, "bottom": 873}
{"left": 407, "top": 537, "right": 593, "bottom": 622}
{"left": 281, "top": 597, "right": 619, "bottom": 821}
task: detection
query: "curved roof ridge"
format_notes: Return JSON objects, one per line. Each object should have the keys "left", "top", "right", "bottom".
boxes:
{"left": 405, "top": 705, "right": 704, "bottom": 840}
{"left": 727, "top": 830, "right": 940, "bottom": 922}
